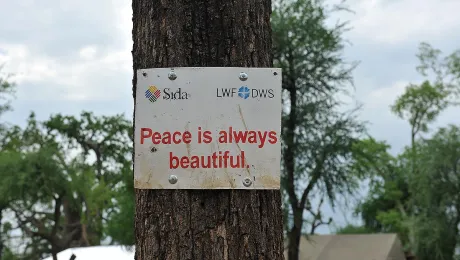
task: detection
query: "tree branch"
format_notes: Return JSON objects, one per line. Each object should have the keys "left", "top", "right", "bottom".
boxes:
{"left": 10, "top": 208, "right": 52, "bottom": 242}
{"left": 300, "top": 146, "right": 327, "bottom": 209}
{"left": 52, "top": 196, "right": 62, "bottom": 237}
{"left": 307, "top": 197, "right": 333, "bottom": 234}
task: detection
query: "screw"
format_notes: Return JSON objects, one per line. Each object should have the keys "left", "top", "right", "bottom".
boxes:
{"left": 273, "top": 71, "right": 278, "bottom": 76}
{"left": 142, "top": 72, "right": 147, "bottom": 77}
{"left": 239, "top": 72, "right": 248, "bottom": 81}
{"left": 242, "top": 177, "right": 252, "bottom": 187}
{"left": 168, "top": 175, "right": 178, "bottom": 184}
{"left": 168, "top": 71, "right": 177, "bottom": 80}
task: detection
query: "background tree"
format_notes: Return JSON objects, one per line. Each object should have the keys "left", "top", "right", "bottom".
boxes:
{"left": 391, "top": 43, "right": 460, "bottom": 257}
{"left": 272, "top": 0, "right": 366, "bottom": 258}
{"left": 411, "top": 125, "right": 460, "bottom": 260}
{"left": 334, "top": 224, "right": 372, "bottom": 234}
{"left": 416, "top": 42, "right": 460, "bottom": 94}
{"left": 352, "top": 138, "right": 413, "bottom": 250}
{"left": 0, "top": 67, "right": 15, "bottom": 259}
{"left": 353, "top": 43, "right": 460, "bottom": 259}
{"left": 0, "top": 66, "right": 15, "bottom": 124}
{"left": 0, "top": 112, "right": 132, "bottom": 259}
{"left": 105, "top": 160, "right": 134, "bottom": 246}
{"left": 352, "top": 129, "right": 460, "bottom": 260}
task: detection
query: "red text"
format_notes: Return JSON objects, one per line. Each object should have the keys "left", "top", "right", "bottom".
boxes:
{"left": 140, "top": 128, "right": 192, "bottom": 145}
{"left": 169, "top": 151, "right": 247, "bottom": 169}
{"left": 218, "top": 127, "right": 277, "bottom": 148}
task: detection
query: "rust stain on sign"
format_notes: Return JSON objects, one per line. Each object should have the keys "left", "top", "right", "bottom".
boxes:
{"left": 223, "top": 168, "right": 236, "bottom": 188}
{"left": 238, "top": 104, "right": 249, "bottom": 131}
{"left": 200, "top": 176, "right": 230, "bottom": 189}
{"left": 185, "top": 122, "right": 191, "bottom": 157}
{"left": 257, "top": 175, "right": 280, "bottom": 188}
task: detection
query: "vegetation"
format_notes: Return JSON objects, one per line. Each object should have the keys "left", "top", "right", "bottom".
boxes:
{"left": 272, "top": 0, "right": 366, "bottom": 258}
{"left": 0, "top": 1, "right": 459, "bottom": 260}
{"left": 0, "top": 111, "right": 133, "bottom": 259}
{"left": 350, "top": 43, "right": 460, "bottom": 260}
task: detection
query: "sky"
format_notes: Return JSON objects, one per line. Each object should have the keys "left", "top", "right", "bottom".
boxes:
{"left": 1, "top": 0, "right": 460, "bottom": 235}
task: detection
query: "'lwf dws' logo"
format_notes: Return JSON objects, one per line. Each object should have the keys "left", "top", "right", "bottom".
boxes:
{"left": 145, "top": 86, "right": 161, "bottom": 103}
{"left": 216, "top": 86, "right": 274, "bottom": 99}
{"left": 238, "top": 86, "right": 250, "bottom": 99}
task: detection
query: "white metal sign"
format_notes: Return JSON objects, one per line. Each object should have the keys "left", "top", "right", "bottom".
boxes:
{"left": 134, "top": 67, "right": 281, "bottom": 189}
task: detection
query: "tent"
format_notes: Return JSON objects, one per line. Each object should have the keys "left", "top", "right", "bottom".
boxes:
{"left": 41, "top": 245, "right": 134, "bottom": 260}
{"left": 284, "top": 234, "right": 407, "bottom": 260}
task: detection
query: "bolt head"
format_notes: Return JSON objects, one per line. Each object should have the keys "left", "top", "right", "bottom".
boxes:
{"left": 239, "top": 72, "right": 248, "bottom": 81}
{"left": 168, "top": 175, "right": 178, "bottom": 184}
{"left": 242, "top": 177, "right": 252, "bottom": 187}
{"left": 168, "top": 71, "right": 177, "bottom": 80}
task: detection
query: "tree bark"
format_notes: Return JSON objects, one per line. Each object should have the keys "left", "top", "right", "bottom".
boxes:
{"left": 287, "top": 208, "right": 302, "bottom": 260}
{"left": 284, "top": 55, "right": 301, "bottom": 260}
{"left": 0, "top": 208, "right": 3, "bottom": 260}
{"left": 132, "top": 0, "right": 284, "bottom": 260}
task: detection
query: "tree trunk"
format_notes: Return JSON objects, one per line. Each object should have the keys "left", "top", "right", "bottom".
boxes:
{"left": 0, "top": 208, "right": 3, "bottom": 260}
{"left": 132, "top": 0, "right": 284, "bottom": 260}
{"left": 284, "top": 58, "right": 301, "bottom": 260}
{"left": 287, "top": 208, "right": 302, "bottom": 260}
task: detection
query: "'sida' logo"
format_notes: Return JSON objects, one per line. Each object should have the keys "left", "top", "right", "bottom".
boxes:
{"left": 145, "top": 86, "right": 161, "bottom": 103}
{"left": 145, "top": 86, "right": 190, "bottom": 103}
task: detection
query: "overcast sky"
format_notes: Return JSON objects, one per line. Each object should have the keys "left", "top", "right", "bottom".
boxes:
{"left": 1, "top": 0, "right": 460, "bottom": 235}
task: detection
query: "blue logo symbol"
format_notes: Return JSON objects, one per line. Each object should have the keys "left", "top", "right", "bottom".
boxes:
{"left": 238, "top": 86, "right": 250, "bottom": 99}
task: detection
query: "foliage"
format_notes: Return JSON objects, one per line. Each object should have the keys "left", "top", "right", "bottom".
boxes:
{"left": 272, "top": 0, "right": 366, "bottom": 258}
{"left": 1, "top": 247, "right": 20, "bottom": 260}
{"left": 0, "top": 66, "right": 15, "bottom": 122}
{"left": 352, "top": 141, "right": 412, "bottom": 249}
{"left": 105, "top": 162, "right": 134, "bottom": 246}
{"left": 0, "top": 69, "right": 15, "bottom": 259}
{"left": 335, "top": 224, "right": 373, "bottom": 234}
{"left": 410, "top": 125, "right": 460, "bottom": 260}
{"left": 354, "top": 128, "right": 460, "bottom": 259}
{"left": 0, "top": 112, "right": 133, "bottom": 259}
{"left": 353, "top": 43, "right": 460, "bottom": 260}
{"left": 416, "top": 42, "right": 460, "bottom": 95}
{"left": 391, "top": 80, "right": 450, "bottom": 139}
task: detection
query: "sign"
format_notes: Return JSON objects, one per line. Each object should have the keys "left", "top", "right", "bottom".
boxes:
{"left": 134, "top": 67, "right": 281, "bottom": 189}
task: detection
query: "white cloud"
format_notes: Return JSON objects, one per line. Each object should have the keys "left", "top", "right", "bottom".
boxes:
{"left": 0, "top": 42, "right": 131, "bottom": 102}
{"left": 0, "top": 43, "right": 58, "bottom": 84}
{"left": 115, "top": 3, "right": 133, "bottom": 46}
{"left": 79, "top": 46, "right": 98, "bottom": 60}
{"left": 0, "top": 0, "right": 133, "bottom": 102}
{"left": 365, "top": 81, "right": 407, "bottom": 109}
{"left": 352, "top": 81, "right": 411, "bottom": 153}
{"left": 349, "top": 0, "right": 460, "bottom": 45}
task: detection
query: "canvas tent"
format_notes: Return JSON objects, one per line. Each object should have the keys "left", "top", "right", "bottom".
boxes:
{"left": 41, "top": 245, "right": 134, "bottom": 260}
{"left": 285, "top": 234, "right": 407, "bottom": 260}
{"left": 42, "top": 234, "right": 406, "bottom": 260}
